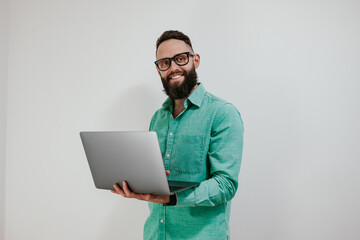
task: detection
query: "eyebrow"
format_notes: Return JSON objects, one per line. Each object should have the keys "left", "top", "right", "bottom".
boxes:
{"left": 156, "top": 51, "right": 192, "bottom": 61}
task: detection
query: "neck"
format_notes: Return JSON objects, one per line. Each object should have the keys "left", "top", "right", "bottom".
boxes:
{"left": 172, "top": 84, "right": 198, "bottom": 118}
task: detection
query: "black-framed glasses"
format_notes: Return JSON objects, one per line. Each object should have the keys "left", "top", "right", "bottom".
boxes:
{"left": 154, "top": 52, "right": 194, "bottom": 71}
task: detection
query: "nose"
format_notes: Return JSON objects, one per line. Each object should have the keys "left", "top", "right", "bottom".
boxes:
{"left": 168, "top": 59, "right": 181, "bottom": 72}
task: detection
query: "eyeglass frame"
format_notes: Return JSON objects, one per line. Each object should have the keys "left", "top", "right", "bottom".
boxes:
{"left": 154, "top": 52, "right": 195, "bottom": 71}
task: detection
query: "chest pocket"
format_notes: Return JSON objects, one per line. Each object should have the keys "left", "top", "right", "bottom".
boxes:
{"left": 171, "top": 135, "right": 205, "bottom": 174}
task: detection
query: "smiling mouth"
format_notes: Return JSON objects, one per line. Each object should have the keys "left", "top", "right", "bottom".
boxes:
{"left": 170, "top": 75, "right": 182, "bottom": 80}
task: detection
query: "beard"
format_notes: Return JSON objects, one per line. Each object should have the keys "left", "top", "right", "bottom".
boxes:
{"left": 161, "top": 65, "right": 198, "bottom": 100}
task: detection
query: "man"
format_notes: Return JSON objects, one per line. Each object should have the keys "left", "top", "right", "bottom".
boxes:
{"left": 111, "top": 30, "right": 244, "bottom": 239}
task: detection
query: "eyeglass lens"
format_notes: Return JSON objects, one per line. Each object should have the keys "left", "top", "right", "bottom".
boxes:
{"left": 157, "top": 53, "right": 189, "bottom": 71}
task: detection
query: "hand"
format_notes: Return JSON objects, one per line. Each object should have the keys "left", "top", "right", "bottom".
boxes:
{"left": 111, "top": 170, "right": 171, "bottom": 204}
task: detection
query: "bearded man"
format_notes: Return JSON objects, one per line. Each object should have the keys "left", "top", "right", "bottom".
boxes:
{"left": 112, "top": 30, "right": 244, "bottom": 240}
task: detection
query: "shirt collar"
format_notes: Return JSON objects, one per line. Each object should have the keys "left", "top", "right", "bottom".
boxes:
{"left": 186, "top": 83, "right": 206, "bottom": 108}
{"left": 162, "top": 83, "right": 206, "bottom": 111}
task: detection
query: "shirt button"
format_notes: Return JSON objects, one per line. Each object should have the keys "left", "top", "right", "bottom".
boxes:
{"left": 160, "top": 219, "right": 164, "bottom": 223}
{"left": 167, "top": 154, "right": 170, "bottom": 157}
{"left": 170, "top": 132, "right": 173, "bottom": 136}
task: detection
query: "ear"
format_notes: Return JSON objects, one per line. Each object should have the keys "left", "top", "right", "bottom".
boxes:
{"left": 194, "top": 53, "right": 200, "bottom": 69}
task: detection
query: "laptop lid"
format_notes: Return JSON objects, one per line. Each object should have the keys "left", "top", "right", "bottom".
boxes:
{"left": 80, "top": 131, "right": 198, "bottom": 196}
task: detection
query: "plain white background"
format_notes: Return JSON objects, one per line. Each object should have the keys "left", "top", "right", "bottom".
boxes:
{"left": 0, "top": 0, "right": 9, "bottom": 239}
{"left": 1, "top": 0, "right": 360, "bottom": 239}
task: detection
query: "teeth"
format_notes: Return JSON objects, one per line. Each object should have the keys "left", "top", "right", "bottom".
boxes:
{"left": 171, "top": 75, "right": 181, "bottom": 79}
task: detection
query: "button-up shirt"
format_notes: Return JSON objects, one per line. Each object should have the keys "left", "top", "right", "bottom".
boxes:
{"left": 144, "top": 84, "right": 244, "bottom": 240}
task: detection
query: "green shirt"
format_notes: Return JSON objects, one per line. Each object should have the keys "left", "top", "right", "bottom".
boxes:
{"left": 144, "top": 84, "right": 244, "bottom": 240}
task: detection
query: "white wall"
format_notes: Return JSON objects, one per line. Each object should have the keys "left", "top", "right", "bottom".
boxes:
{"left": 0, "top": 0, "right": 9, "bottom": 239}
{"left": 4, "top": 0, "right": 360, "bottom": 239}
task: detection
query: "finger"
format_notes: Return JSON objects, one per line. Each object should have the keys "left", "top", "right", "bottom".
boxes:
{"left": 112, "top": 185, "right": 125, "bottom": 196}
{"left": 113, "top": 183, "right": 123, "bottom": 192}
{"left": 143, "top": 194, "right": 152, "bottom": 201}
{"left": 122, "top": 181, "right": 134, "bottom": 197}
{"left": 111, "top": 190, "right": 124, "bottom": 196}
{"left": 112, "top": 184, "right": 125, "bottom": 196}
{"left": 165, "top": 170, "right": 170, "bottom": 176}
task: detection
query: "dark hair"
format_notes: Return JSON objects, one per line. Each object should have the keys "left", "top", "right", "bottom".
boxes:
{"left": 156, "top": 30, "right": 193, "bottom": 52}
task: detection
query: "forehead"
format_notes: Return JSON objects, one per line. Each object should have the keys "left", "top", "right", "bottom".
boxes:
{"left": 156, "top": 39, "right": 192, "bottom": 59}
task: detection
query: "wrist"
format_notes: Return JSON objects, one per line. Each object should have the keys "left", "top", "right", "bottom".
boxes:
{"left": 163, "top": 194, "right": 177, "bottom": 206}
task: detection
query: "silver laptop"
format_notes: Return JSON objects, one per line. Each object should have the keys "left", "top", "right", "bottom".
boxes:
{"left": 80, "top": 131, "right": 199, "bottom": 195}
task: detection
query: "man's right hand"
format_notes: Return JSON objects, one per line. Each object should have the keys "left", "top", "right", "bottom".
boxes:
{"left": 110, "top": 170, "right": 171, "bottom": 204}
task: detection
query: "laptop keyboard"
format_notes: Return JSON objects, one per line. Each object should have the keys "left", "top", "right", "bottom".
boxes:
{"left": 168, "top": 181, "right": 199, "bottom": 192}
{"left": 169, "top": 185, "right": 187, "bottom": 192}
